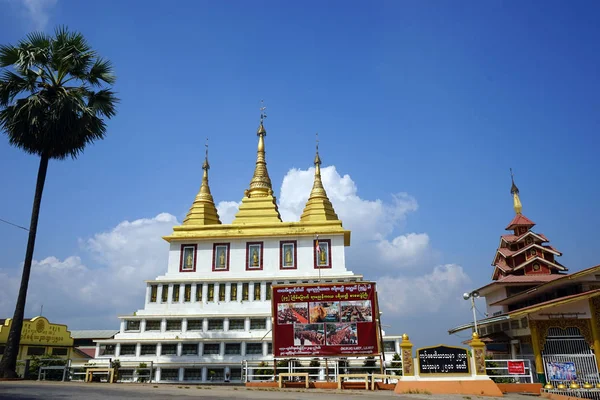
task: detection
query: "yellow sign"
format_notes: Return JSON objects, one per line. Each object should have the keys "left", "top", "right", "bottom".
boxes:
{"left": 0, "top": 316, "right": 73, "bottom": 347}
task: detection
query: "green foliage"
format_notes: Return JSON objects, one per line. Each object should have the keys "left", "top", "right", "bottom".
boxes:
{"left": 362, "top": 356, "right": 378, "bottom": 374}
{"left": 111, "top": 359, "right": 121, "bottom": 382}
{"left": 0, "top": 26, "right": 119, "bottom": 160}
{"left": 255, "top": 361, "right": 273, "bottom": 379}
{"left": 136, "top": 362, "right": 148, "bottom": 383}
{"left": 27, "top": 353, "right": 65, "bottom": 380}
{"left": 390, "top": 352, "right": 403, "bottom": 376}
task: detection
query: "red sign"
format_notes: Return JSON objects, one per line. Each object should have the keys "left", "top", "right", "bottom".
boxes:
{"left": 271, "top": 282, "right": 379, "bottom": 358}
{"left": 507, "top": 361, "right": 526, "bottom": 374}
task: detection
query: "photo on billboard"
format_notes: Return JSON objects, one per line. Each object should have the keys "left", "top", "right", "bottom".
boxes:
{"left": 294, "top": 323, "right": 325, "bottom": 347}
{"left": 326, "top": 322, "right": 358, "bottom": 345}
{"left": 340, "top": 300, "right": 373, "bottom": 322}
{"left": 277, "top": 302, "right": 308, "bottom": 325}
{"left": 309, "top": 302, "right": 340, "bottom": 323}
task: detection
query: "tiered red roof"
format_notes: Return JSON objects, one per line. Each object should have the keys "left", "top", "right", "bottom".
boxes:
{"left": 505, "top": 214, "right": 536, "bottom": 230}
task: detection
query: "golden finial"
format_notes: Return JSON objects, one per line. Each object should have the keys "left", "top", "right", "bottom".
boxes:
{"left": 300, "top": 134, "right": 340, "bottom": 222}
{"left": 402, "top": 333, "right": 409, "bottom": 341}
{"left": 510, "top": 168, "right": 523, "bottom": 215}
{"left": 257, "top": 99, "right": 267, "bottom": 136}
{"left": 246, "top": 99, "right": 273, "bottom": 197}
{"left": 182, "top": 137, "right": 221, "bottom": 225}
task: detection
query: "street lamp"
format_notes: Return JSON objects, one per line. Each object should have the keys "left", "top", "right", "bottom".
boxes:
{"left": 463, "top": 290, "right": 480, "bottom": 334}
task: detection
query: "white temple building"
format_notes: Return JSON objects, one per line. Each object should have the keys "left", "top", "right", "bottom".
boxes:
{"left": 92, "top": 116, "right": 402, "bottom": 383}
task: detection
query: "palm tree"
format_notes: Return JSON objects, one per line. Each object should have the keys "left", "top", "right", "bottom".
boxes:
{"left": 0, "top": 26, "right": 118, "bottom": 378}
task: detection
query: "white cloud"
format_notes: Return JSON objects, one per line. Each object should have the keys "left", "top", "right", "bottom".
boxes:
{"left": 216, "top": 201, "right": 241, "bottom": 225}
{"left": 376, "top": 264, "right": 471, "bottom": 317}
{"left": 20, "top": 0, "right": 57, "bottom": 30}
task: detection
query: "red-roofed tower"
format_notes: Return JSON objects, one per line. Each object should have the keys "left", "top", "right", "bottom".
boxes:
{"left": 491, "top": 170, "right": 567, "bottom": 281}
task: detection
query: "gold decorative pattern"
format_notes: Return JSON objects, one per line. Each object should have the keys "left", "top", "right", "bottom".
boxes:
{"left": 510, "top": 168, "right": 523, "bottom": 215}
{"left": 300, "top": 136, "right": 341, "bottom": 222}
{"left": 182, "top": 140, "right": 222, "bottom": 226}
{"left": 470, "top": 333, "right": 487, "bottom": 375}
{"left": 589, "top": 296, "right": 600, "bottom": 369}
{"left": 531, "top": 318, "right": 595, "bottom": 350}
{"left": 400, "top": 333, "right": 414, "bottom": 376}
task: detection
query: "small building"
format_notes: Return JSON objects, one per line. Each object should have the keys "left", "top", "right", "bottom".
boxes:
{"left": 70, "top": 330, "right": 119, "bottom": 363}
{"left": 448, "top": 175, "right": 600, "bottom": 385}
{"left": 0, "top": 316, "right": 74, "bottom": 360}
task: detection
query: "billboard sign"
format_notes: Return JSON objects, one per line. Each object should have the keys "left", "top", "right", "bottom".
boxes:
{"left": 271, "top": 282, "right": 379, "bottom": 358}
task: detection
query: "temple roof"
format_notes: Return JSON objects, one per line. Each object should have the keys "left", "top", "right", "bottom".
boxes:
{"left": 182, "top": 142, "right": 222, "bottom": 226}
{"left": 505, "top": 214, "right": 535, "bottom": 230}
{"left": 231, "top": 121, "right": 283, "bottom": 225}
{"left": 300, "top": 141, "right": 341, "bottom": 223}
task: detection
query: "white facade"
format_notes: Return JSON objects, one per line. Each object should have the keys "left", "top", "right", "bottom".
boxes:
{"left": 93, "top": 231, "right": 401, "bottom": 383}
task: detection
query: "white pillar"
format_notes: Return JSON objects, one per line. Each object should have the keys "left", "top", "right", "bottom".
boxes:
{"left": 115, "top": 343, "right": 121, "bottom": 357}
{"left": 182, "top": 318, "right": 187, "bottom": 333}
{"left": 266, "top": 317, "right": 272, "bottom": 332}
{"left": 249, "top": 283, "right": 255, "bottom": 301}
{"left": 241, "top": 342, "right": 247, "bottom": 356}
{"left": 95, "top": 343, "right": 100, "bottom": 358}
{"left": 201, "top": 367, "right": 207, "bottom": 382}
{"left": 225, "top": 283, "right": 231, "bottom": 303}
{"left": 220, "top": 342, "right": 225, "bottom": 356}
{"left": 262, "top": 341, "right": 268, "bottom": 356}
{"left": 157, "top": 285, "right": 163, "bottom": 303}
{"left": 161, "top": 318, "right": 167, "bottom": 333}
{"left": 236, "top": 283, "right": 242, "bottom": 301}
{"left": 202, "top": 283, "right": 208, "bottom": 303}
{"left": 178, "top": 367, "right": 184, "bottom": 382}
{"left": 135, "top": 343, "right": 141, "bottom": 357}
{"left": 511, "top": 341, "right": 518, "bottom": 359}
{"left": 167, "top": 284, "right": 173, "bottom": 304}
{"left": 155, "top": 367, "right": 161, "bottom": 382}
{"left": 119, "top": 320, "right": 125, "bottom": 334}
{"left": 261, "top": 282, "right": 266, "bottom": 301}
{"left": 140, "top": 319, "right": 147, "bottom": 332}
{"left": 224, "top": 318, "right": 230, "bottom": 332}
{"left": 179, "top": 284, "right": 185, "bottom": 303}
{"left": 191, "top": 284, "right": 197, "bottom": 303}
{"left": 202, "top": 318, "right": 208, "bottom": 332}
{"left": 145, "top": 285, "right": 151, "bottom": 304}
{"left": 156, "top": 343, "right": 162, "bottom": 357}
{"left": 244, "top": 318, "right": 250, "bottom": 332}
{"left": 199, "top": 343, "right": 204, "bottom": 357}
{"left": 177, "top": 342, "right": 183, "bottom": 357}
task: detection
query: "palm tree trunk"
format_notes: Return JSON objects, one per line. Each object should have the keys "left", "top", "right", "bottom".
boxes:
{"left": 0, "top": 154, "right": 49, "bottom": 378}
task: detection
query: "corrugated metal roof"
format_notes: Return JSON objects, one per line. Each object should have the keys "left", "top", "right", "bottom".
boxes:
{"left": 70, "top": 330, "right": 119, "bottom": 339}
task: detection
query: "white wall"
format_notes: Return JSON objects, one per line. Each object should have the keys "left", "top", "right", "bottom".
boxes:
{"left": 484, "top": 287, "right": 508, "bottom": 316}
{"left": 160, "top": 234, "right": 350, "bottom": 279}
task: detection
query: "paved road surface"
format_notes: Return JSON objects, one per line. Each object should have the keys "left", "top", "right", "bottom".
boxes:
{"left": 0, "top": 381, "right": 523, "bottom": 400}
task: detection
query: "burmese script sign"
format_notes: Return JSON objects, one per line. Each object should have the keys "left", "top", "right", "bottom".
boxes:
{"left": 272, "top": 282, "right": 379, "bottom": 357}
{"left": 417, "top": 345, "right": 470, "bottom": 375}
{"left": 19, "top": 317, "right": 73, "bottom": 346}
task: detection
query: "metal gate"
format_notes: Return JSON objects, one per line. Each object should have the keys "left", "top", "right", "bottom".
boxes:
{"left": 542, "top": 327, "right": 599, "bottom": 385}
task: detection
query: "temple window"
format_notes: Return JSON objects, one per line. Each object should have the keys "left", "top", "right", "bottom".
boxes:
{"left": 525, "top": 237, "right": 533, "bottom": 245}
{"left": 187, "top": 319, "right": 202, "bottom": 331}
{"left": 229, "top": 319, "right": 245, "bottom": 331}
{"left": 266, "top": 283, "right": 272, "bottom": 300}
{"left": 242, "top": 283, "right": 249, "bottom": 300}
{"left": 161, "top": 285, "right": 168, "bottom": 303}
{"left": 161, "top": 344, "right": 177, "bottom": 355}
{"left": 119, "top": 345, "right": 136, "bottom": 355}
{"left": 203, "top": 343, "right": 220, "bottom": 355}
{"left": 383, "top": 341, "right": 395, "bottom": 352}
{"left": 172, "top": 284, "right": 180, "bottom": 302}
{"left": 521, "top": 318, "right": 529, "bottom": 328}
{"left": 245, "top": 343, "right": 263, "bottom": 355}
{"left": 254, "top": 283, "right": 261, "bottom": 301}
{"left": 225, "top": 343, "right": 241, "bottom": 355}
{"left": 180, "top": 244, "right": 197, "bottom": 272}
{"left": 207, "top": 284, "right": 215, "bottom": 302}
{"left": 125, "top": 320, "right": 140, "bottom": 331}
{"left": 140, "top": 344, "right": 156, "bottom": 355}
{"left": 250, "top": 319, "right": 267, "bottom": 330}
{"left": 145, "top": 320, "right": 161, "bottom": 331}
{"left": 160, "top": 369, "right": 179, "bottom": 381}
{"left": 219, "top": 284, "right": 226, "bottom": 302}
{"left": 230, "top": 283, "right": 238, "bottom": 301}
{"left": 181, "top": 343, "right": 198, "bottom": 356}
{"left": 280, "top": 240, "right": 297, "bottom": 269}
{"left": 207, "top": 319, "right": 224, "bottom": 331}
{"left": 184, "top": 284, "right": 191, "bottom": 302}
{"left": 166, "top": 320, "right": 182, "bottom": 331}
{"left": 246, "top": 242, "right": 264, "bottom": 270}
{"left": 99, "top": 345, "right": 115, "bottom": 356}
{"left": 184, "top": 368, "right": 202, "bottom": 380}
{"left": 196, "top": 284, "right": 202, "bottom": 301}
{"left": 150, "top": 285, "right": 157, "bottom": 302}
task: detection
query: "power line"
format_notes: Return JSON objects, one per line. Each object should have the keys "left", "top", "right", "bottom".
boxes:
{"left": 0, "top": 218, "right": 29, "bottom": 231}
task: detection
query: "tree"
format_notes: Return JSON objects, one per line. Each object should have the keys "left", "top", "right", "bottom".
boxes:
{"left": 0, "top": 26, "right": 118, "bottom": 378}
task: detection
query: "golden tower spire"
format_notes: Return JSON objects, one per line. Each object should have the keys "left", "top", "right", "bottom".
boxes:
{"left": 510, "top": 168, "right": 523, "bottom": 215}
{"left": 232, "top": 101, "right": 282, "bottom": 224}
{"left": 182, "top": 138, "right": 222, "bottom": 225}
{"left": 300, "top": 133, "right": 340, "bottom": 222}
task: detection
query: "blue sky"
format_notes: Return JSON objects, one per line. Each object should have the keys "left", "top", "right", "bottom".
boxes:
{"left": 1, "top": 0, "right": 599, "bottom": 347}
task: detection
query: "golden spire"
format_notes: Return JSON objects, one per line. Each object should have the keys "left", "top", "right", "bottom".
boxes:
{"left": 246, "top": 100, "right": 273, "bottom": 198}
{"left": 510, "top": 168, "right": 523, "bottom": 215}
{"left": 182, "top": 138, "right": 222, "bottom": 225}
{"left": 300, "top": 133, "right": 340, "bottom": 222}
{"left": 232, "top": 101, "right": 282, "bottom": 224}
